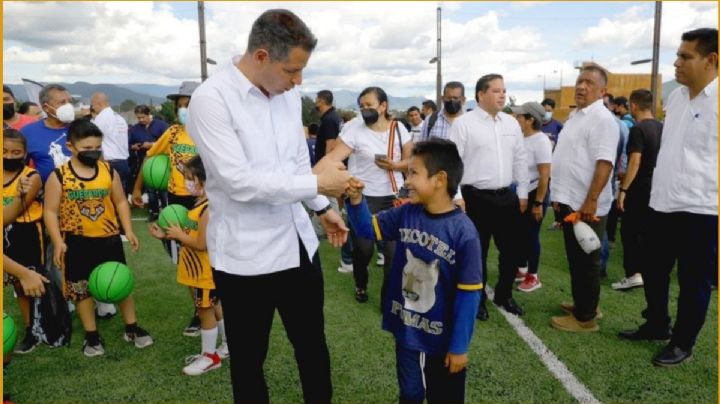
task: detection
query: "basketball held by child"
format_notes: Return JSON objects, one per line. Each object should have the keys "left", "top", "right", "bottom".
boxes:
{"left": 4, "top": 312, "right": 17, "bottom": 356}
{"left": 88, "top": 262, "right": 135, "bottom": 304}
{"left": 157, "top": 204, "right": 190, "bottom": 231}
{"left": 142, "top": 154, "right": 171, "bottom": 190}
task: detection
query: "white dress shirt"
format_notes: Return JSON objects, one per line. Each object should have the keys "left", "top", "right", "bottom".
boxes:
{"left": 186, "top": 56, "right": 330, "bottom": 276}
{"left": 650, "top": 77, "right": 718, "bottom": 215}
{"left": 550, "top": 99, "right": 619, "bottom": 216}
{"left": 93, "top": 107, "right": 129, "bottom": 160}
{"left": 449, "top": 108, "right": 529, "bottom": 199}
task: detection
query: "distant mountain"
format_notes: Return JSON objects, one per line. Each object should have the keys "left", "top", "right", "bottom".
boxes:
{"left": 6, "top": 82, "right": 165, "bottom": 106}
{"left": 122, "top": 84, "right": 178, "bottom": 99}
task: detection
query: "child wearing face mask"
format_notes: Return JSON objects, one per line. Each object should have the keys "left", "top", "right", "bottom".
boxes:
{"left": 148, "top": 156, "right": 228, "bottom": 376}
{"left": 130, "top": 87, "right": 202, "bottom": 337}
{"left": 43, "top": 119, "right": 153, "bottom": 357}
{"left": 3, "top": 129, "right": 46, "bottom": 354}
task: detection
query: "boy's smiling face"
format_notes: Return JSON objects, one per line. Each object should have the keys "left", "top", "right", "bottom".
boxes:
{"left": 405, "top": 155, "right": 443, "bottom": 205}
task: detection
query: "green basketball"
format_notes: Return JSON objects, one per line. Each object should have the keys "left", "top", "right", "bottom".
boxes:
{"left": 157, "top": 204, "right": 190, "bottom": 231}
{"left": 88, "top": 261, "right": 135, "bottom": 303}
{"left": 142, "top": 154, "right": 171, "bottom": 190}
{"left": 3, "top": 312, "right": 17, "bottom": 356}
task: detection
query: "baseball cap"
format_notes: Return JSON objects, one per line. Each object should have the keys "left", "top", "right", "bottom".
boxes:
{"left": 510, "top": 102, "right": 545, "bottom": 123}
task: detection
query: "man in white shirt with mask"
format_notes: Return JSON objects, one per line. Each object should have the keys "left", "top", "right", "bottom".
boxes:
{"left": 187, "top": 9, "right": 351, "bottom": 403}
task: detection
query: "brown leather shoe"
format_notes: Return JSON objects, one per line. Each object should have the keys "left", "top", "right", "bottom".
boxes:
{"left": 551, "top": 314, "right": 599, "bottom": 332}
{"left": 560, "top": 302, "right": 604, "bottom": 320}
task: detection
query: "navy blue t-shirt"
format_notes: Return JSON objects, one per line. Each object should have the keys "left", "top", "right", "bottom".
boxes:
{"left": 22, "top": 120, "right": 72, "bottom": 182}
{"left": 372, "top": 204, "right": 483, "bottom": 355}
{"left": 541, "top": 119, "right": 563, "bottom": 145}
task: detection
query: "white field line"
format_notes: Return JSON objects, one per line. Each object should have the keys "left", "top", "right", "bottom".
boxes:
{"left": 486, "top": 287, "right": 601, "bottom": 404}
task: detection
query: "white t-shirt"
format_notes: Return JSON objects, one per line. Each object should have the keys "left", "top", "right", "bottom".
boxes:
{"left": 340, "top": 118, "right": 411, "bottom": 197}
{"left": 93, "top": 107, "right": 129, "bottom": 160}
{"left": 524, "top": 132, "right": 552, "bottom": 192}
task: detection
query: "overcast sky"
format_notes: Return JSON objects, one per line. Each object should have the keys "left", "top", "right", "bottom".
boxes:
{"left": 3, "top": 1, "right": 718, "bottom": 103}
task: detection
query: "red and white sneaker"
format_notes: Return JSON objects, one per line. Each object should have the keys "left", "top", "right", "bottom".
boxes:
{"left": 183, "top": 352, "right": 221, "bottom": 376}
{"left": 518, "top": 273, "right": 542, "bottom": 292}
{"left": 515, "top": 267, "right": 528, "bottom": 282}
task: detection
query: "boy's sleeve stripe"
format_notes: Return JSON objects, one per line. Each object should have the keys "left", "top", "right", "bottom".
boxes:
{"left": 458, "top": 283, "right": 483, "bottom": 291}
{"left": 372, "top": 215, "right": 383, "bottom": 241}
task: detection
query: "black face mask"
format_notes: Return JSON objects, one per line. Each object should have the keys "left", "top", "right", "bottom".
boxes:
{"left": 443, "top": 99, "right": 462, "bottom": 115}
{"left": 3, "top": 103, "right": 15, "bottom": 120}
{"left": 361, "top": 108, "right": 379, "bottom": 126}
{"left": 3, "top": 157, "right": 24, "bottom": 171}
{"left": 77, "top": 150, "right": 102, "bottom": 167}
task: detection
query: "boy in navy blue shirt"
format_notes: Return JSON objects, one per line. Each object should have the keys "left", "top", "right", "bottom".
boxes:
{"left": 346, "top": 138, "right": 482, "bottom": 404}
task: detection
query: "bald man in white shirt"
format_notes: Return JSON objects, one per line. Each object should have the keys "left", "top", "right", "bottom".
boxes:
{"left": 187, "top": 10, "right": 351, "bottom": 403}
{"left": 619, "top": 28, "right": 718, "bottom": 367}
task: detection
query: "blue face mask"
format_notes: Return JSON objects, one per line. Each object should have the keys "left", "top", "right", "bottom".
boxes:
{"left": 177, "top": 107, "right": 189, "bottom": 125}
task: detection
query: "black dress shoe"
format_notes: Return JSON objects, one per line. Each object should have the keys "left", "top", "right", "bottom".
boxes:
{"left": 476, "top": 302, "right": 489, "bottom": 321}
{"left": 494, "top": 297, "right": 523, "bottom": 316}
{"left": 619, "top": 325, "right": 672, "bottom": 341}
{"left": 652, "top": 344, "right": 692, "bottom": 367}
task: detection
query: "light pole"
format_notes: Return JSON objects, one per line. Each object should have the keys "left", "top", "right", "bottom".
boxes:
{"left": 198, "top": 1, "right": 209, "bottom": 81}
{"left": 630, "top": 2, "right": 662, "bottom": 115}
{"left": 432, "top": 6, "right": 442, "bottom": 107}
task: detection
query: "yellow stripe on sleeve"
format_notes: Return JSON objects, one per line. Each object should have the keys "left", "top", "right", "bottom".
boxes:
{"left": 372, "top": 215, "right": 383, "bottom": 241}
{"left": 458, "top": 283, "right": 484, "bottom": 291}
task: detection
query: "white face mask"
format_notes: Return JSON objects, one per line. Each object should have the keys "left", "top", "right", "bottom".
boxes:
{"left": 543, "top": 111, "right": 552, "bottom": 121}
{"left": 177, "top": 107, "right": 189, "bottom": 125}
{"left": 50, "top": 103, "right": 75, "bottom": 123}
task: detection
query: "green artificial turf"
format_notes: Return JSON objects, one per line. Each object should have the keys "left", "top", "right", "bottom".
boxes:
{"left": 3, "top": 210, "right": 717, "bottom": 403}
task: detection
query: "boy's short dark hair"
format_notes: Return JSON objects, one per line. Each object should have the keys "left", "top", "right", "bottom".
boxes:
{"left": 629, "top": 89, "right": 653, "bottom": 111}
{"left": 541, "top": 98, "right": 556, "bottom": 109}
{"left": 68, "top": 119, "right": 103, "bottom": 144}
{"left": 3, "top": 128, "right": 27, "bottom": 150}
{"left": 412, "top": 139, "right": 464, "bottom": 197}
{"left": 183, "top": 155, "right": 206, "bottom": 183}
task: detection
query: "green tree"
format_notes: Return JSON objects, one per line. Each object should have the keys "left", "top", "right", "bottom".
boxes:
{"left": 118, "top": 99, "right": 137, "bottom": 112}
{"left": 301, "top": 96, "right": 319, "bottom": 127}
{"left": 155, "top": 100, "right": 177, "bottom": 124}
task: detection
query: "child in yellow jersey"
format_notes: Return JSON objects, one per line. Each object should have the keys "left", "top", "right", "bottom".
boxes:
{"left": 44, "top": 119, "right": 154, "bottom": 358}
{"left": 131, "top": 88, "right": 201, "bottom": 336}
{"left": 149, "top": 156, "right": 227, "bottom": 376}
{"left": 3, "top": 129, "right": 46, "bottom": 354}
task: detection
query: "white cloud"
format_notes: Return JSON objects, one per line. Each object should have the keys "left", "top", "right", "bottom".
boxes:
{"left": 3, "top": 46, "right": 50, "bottom": 63}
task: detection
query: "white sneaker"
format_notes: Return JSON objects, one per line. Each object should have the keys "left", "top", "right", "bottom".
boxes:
{"left": 611, "top": 273, "right": 644, "bottom": 291}
{"left": 216, "top": 342, "right": 229, "bottom": 359}
{"left": 376, "top": 253, "right": 385, "bottom": 266}
{"left": 183, "top": 352, "right": 221, "bottom": 376}
{"left": 337, "top": 262, "right": 353, "bottom": 273}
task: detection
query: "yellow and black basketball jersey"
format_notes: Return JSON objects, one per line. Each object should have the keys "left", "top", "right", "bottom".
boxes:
{"left": 177, "top": 199, "right": 214, "bottom": 289}
{"left": 3, "top": 166, "right": 42, "bottom": 223}
{"left": 56, "top": 161, "right": 120, "bottom": 237}
{"left": 146, "top": 124, "right": 196, "bottom": 197}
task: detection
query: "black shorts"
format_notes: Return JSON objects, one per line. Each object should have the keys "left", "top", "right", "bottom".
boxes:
{"left": 3, "top": 221, "right": 45, "bottom": 285}
{"left": 192, "top": 287, "right": 219, "bottom": 309}
{"left": 63, "top": 234, "right": 126, "bottom": 301}
{"left": 168, "top": 193, "right": 196, "bottom": 210}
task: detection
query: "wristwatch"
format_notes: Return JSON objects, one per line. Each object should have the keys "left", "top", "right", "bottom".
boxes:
{"left": 533, "top": 200, "right": 544, "bottom": 207}
{"left": 315, "top": 205, "right": 332, "bottom": 216}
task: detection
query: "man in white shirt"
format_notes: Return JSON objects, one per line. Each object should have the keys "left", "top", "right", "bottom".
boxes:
{"left": 619, "top": 28, "right": 718, "bottom": 367}
{"left": 449, "top": 74, "right": 528, "bottom": 320}
{"left": 91, "top": 92, "right": 130, "bottom": 192}
{"left": 550, "top": 64, "right": 619, "bottom": 333}
{"left": 406, "top": 106, "right": 423, "bottom": 141}
{"left": 186, "top": 10, "right": 351, "bottom": 403}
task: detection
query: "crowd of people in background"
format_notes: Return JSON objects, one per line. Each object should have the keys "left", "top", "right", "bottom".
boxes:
{"left": 1, "top": 7, "right": 716, "bottom": 403}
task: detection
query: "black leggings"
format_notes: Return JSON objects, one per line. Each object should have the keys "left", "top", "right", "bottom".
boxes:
{"left": 352, "top": 195, "right": 396, "bottom": 300}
